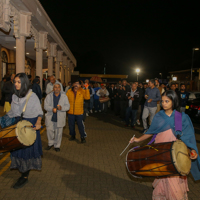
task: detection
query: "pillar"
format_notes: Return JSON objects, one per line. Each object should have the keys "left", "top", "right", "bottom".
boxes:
{"left": 48, "top": 56, "right": 53, "bottom": 76}
{"left": 55, "top": 61, "right": 60, "bottom": 80}
{"left": 16, "top": 36, "right": 25, "bottom": 73}
{"left": 36, "top": 48, "right": 43, "bottom": 89}
{"left": 61, "top": 66, "right": 64, "bottom": 83}
{"left": 65, "top": 67, "right": 68, "bottom": 84}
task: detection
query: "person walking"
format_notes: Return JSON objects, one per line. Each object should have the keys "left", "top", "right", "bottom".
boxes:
{"left": 2, "top": 74, "right": 15, "bottom": 113}
{"left": 66, "top": 80, "right": 90, "bottom": 143}
{"left": 142, "top": 79, "right": 161, "bottom": 133}
{"left": 155, "top": 78, "right": 165, "bottom": 113}
{"left": 125, "top": 83, "right": 140, "bottom": 128}
{"left": 93, "top": 83, "right": 101, "bottom": 112}
{"left": 130, "top": 90, "right": 200, "bottom": 199}
{"left": 180, "top": 83, "right": 189, "bottom": 112}
{"left": 96, "top": 84, "right": 109, "bottom": 113}
{"left": 46, "top": 75, "right": 63, "bottom": 95}
{"left": 44, "top": 83, "right": 70, "bottom": 151}
{"left": 32, "top": 78, "right": 42, "bottom": 102}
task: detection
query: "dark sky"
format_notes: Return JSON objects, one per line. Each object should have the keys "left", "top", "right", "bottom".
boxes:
{"left": 39, "top": 0, "right": 200, "bottom": 81}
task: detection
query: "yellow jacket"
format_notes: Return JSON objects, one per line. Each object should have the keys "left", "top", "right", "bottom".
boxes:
{"left": 66, "top": 87, "right": 90, "bottom": 115}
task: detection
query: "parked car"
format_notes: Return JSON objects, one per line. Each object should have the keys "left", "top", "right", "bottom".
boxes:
{"left": 185, "top": 98, "right": 200, "bottom": 121}
{"left": 188, "top": 92, "right": 200, "bottom": 100}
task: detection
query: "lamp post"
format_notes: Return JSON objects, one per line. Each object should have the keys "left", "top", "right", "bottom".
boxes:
{"left": 191, "top": 48, "right": 199, "bottom": 80}
{"left": 136, "top": 68, "right": 140, "bottom": 81}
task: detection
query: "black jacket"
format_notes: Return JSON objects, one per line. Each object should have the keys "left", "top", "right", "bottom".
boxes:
{"left": 126, "top": 89, "right": 140, "bottom": 110}
{"left": 2, "top": 81, "right": 14, "bottom": 103}
{"left": 109, "top": 87, "right": 115, "bottom": 99}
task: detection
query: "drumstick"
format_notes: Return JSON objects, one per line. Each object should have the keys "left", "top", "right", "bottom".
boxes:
{"left": 120, "top": 135, "right": 135, "bottom": 156}
{"left": 23, "top": 126, "right": 43, "bottom": 133}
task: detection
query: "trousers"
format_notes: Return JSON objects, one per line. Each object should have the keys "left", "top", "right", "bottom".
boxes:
{"left": 46, "top": 122, "right": 63, "bottom": 148}
{"left": 142, "top": 106, "right": 157, "bottom": 129}
{"left": 68, "top": 114, "right": 87, "bottom": 138}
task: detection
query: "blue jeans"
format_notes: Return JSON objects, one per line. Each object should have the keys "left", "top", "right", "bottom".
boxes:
{"left": 125, "top": 107, "right": 138, "bottom": 126}
{"left": 68, "top": 114, "right": 87, "bottom": 138}
{"left": 94, "top": 99, "right": 101, "bottom": 111}
{"left": 89, "top": 96, "right": 94, "bottom": 110}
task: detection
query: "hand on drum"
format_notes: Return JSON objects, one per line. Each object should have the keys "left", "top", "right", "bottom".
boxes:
{"left": 190, "top": 149, "right": 198, "bottom": 160}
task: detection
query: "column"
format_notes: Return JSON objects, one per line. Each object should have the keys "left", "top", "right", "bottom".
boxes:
{"left": 16, "top": 36, "right": 25, "bottom": 73}
{"left": 65, "top": 67, "right": 68, "bottom": 84}
{"left": 55, "top": 61, "right": 60, "bottom": 80}
{"left": 36, "top": 48, "right": 43, "bottom": 89}
{"left": 61, "top": 66, "right": 64, "bottom": 83}
{"left": 48, "top": 56, "right": 53, "bottom": 76}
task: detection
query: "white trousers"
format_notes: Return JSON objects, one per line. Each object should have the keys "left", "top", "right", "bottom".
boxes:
{"left": 46, "top": 122, "right": 63, "bottom": 148}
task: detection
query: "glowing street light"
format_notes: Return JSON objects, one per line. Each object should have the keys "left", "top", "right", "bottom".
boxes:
{"left": 191, "top": 48, "right": 199, "bottom": 80}
{"left": 136, "top": 68, "right": 140, "bottom": 81}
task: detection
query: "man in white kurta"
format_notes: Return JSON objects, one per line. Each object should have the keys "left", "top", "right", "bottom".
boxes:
{"left": 44, "top": 83, "right": 70, "bottom": 151}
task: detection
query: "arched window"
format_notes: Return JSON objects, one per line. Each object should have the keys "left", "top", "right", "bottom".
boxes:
{"left": 1, "top": 51, "right": 8, "bottom": 63}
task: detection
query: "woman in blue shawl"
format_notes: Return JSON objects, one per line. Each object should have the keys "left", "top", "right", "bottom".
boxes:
{"left": 130, "top": 90, "right": 200, "bottom": 200}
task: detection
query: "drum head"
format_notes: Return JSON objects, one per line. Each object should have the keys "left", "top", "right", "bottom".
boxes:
{"left": 172, "top": 140, "right": 191, "bottom": 176}
{"left": 16, "top": 120, "right": 36, "bottom": 146}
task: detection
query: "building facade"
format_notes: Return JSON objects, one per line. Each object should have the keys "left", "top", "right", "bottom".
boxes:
{"left": 0, "top": 0, "right": 76, "bottom": 91}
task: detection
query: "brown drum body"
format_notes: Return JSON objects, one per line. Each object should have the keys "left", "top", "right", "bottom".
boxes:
{"left": 126, "top": 140, "right": 191, "bottom": 178}
{"left": 0, "top": 120, "right": 36, "bottom": 153}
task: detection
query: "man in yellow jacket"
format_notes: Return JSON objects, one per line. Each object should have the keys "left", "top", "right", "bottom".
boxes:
{"left": 66, "top": 80, "right": 90, "bottom": 143}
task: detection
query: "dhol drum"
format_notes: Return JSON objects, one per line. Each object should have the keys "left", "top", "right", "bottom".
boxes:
{"left": 0, "top": 120, "right": 36, "bottom": 153}
{"left": 126, "top": 140, "right": 191, "bottom": 178}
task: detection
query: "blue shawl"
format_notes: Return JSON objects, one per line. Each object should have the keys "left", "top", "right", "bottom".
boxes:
{"left": 145, "top": 110, "right": 200, "bottom": 181}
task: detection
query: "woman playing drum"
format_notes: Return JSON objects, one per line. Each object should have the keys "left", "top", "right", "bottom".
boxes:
{"left": 130, "top": 90, "right": 200, "bottom": 200}
{"left": 7, "top": 73, "right": 43, "bottom": 189}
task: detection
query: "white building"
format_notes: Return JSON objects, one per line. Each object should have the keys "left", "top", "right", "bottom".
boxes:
{"left": 0, "top": 0, "right": 76, "bottom": 90}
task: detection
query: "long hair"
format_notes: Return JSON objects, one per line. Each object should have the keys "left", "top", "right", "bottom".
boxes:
{"left": 161, "top": 90, "right": 179, "bottom": 110}
{"left": 13, "top": 73, "right": 31, "bottom": 98}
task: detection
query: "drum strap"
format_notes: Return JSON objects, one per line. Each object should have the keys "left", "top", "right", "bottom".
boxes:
{"left": 20, "top": 91, "right": 33, "bottom": 120}
{"left": 175, "top": 110, "right": 182, "bottom": 139}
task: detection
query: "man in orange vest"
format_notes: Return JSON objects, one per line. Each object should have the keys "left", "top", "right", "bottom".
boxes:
{"left": 66, "top": 80, "right": 90, "bottom": 143}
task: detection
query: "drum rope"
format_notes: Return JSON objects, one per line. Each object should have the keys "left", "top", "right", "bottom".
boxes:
{"left": 0, "top": 127, "right": 16, "bottom": 139}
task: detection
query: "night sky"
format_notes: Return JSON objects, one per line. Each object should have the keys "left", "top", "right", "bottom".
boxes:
{"left": 39, "top": 0, "right": 200, "bottom": 82}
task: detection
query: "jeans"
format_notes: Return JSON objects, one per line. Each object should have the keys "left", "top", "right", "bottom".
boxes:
{"left": 89, "top": 96, "right": 94, "bottom": 110}
{"left": 94, "top": 99, "right": 101, "bottom": 111}
{"left": 142, "top": 106, "right": 157, "bottom": 129}
{"left": 125, "top": 106, "right": 138, "bottom": 126}
{"left": 68, "top": 114, "right": 87, "bottom": 138}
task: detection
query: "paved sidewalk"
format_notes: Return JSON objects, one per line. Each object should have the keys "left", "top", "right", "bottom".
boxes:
{"left": 0, "top": 109, "right": 200, "bottom": 199}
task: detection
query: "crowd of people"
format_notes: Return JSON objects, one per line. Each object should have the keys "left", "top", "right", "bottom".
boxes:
{"left": 0, "top": 73, "right": 198, "bottom": 199}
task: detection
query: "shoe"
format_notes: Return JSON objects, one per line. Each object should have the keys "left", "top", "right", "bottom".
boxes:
{"left": 99, "top": 110, "right": 101, "bottom": 112}
{"left": 13, "top": 177, "right": 28, "bottom": 189}
{"left": 136, "top": 119, "right": 140, "bottom": 125}
{"left": 86, "top": 113, "right": 89, "bottom": 117}
{"left": 81, "top": 137, "right": 86, "bottom": 143}
{"left": 90, "top": 109, "right": 93, "bottom": 113}
{"left": 45, "top": 145, "right": 53, "bottom": 150}
{"left": 142, "top": 129, "right": 148, "bottom": 134}
{"left": 94, "top": 110, "right": 97, "bottom": 113}
{"left": 125, "top": 125, "right": 128, "bottom": 127}
{"left": 131, "top": 126, "right": 135, "bottom": 128}
{"left": 69, "top": 136, "right": 76, "bottom": 141}
{"left": 55, "top": 148, "right": 60, "bottom": 152}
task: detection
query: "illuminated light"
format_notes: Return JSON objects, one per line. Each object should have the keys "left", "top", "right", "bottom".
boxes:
{"left": 14, "top": 46, "right": 16, "bottom": 48}
{"left": 136, "top": 68, "right": 140, "bottom": 73}
{"left": 194, "top": 48, "right": 199, "bottom": 51}
{"left": 146, "top": 79, "right": 149, "bottom": 83}
{"left": 172, "top": 77, "right": 177, "bottom": 81}
{"left": 26, "top": 53, "right": 29, "bottom": 55}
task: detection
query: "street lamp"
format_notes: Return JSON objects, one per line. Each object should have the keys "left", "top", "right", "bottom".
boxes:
{"left": 159, "top": 73, "right": 162, "bottom": 79}
{"left": 136, "top": 68, "right": 140, "bottom": 81}
{"left": 191, "top": 48, "right": 199, "bottom": 80}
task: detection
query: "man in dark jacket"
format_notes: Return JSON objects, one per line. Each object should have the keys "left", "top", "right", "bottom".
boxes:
{"left": 179, "top": 83, "right": 189, "bottom": 112}
{"left": 108, "top": 83, "right": 115, "bottom": 111}
{"left": 2, "top": 74, "right": 15, "bottom": 112}
{"left": 119, "top": 80, "right": 130, "bottom": 121}
{"left": 32, "top": 78, "right": 42, "bottom": 102}
{"left": 114, "top": 84, "right": 121, "bottom": 115}
{"left": 125, "top": 83, "right": 140, "bottom": 128}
